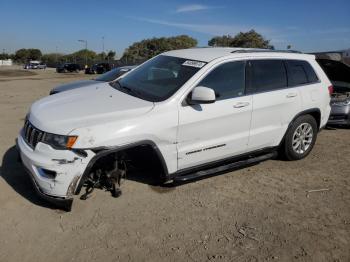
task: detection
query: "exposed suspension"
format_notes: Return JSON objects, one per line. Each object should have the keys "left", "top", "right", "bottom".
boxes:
{"left": 80, "top": 154, "right": 127, "bottom": 200}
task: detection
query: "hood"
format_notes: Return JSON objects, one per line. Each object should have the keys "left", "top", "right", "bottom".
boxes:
{"left": 29, "top": 83, "right": 154, "bottom": 134}
{"left": 50, "top": 80, "right": 97, "bottom": 94}
{"left": 317, "top": 59, "right": 350, "bottom": 83}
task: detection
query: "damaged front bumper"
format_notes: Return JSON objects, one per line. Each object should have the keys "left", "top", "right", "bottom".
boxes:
{"left": 16, "top": 134, "right": 95, "bottom": 210}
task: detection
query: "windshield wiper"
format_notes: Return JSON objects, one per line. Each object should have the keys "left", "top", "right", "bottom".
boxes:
{"left": 110, "top": 80, "right": 142, "bottom": 98}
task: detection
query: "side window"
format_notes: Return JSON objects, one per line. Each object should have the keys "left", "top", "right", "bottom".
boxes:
{"left": 286, "top": 60, "right": 308, "bottom": 86}
{"left": 250, "top": 60, "right": 287, "bottom": 92}
{"left": 197, "top": 61, "right": 245, "bottom": 100}
{"left": 286, "top": 60, "right": 319, "bottom": 86}
{"left": 302, "top": 61, "right": 319, "bottom": 83}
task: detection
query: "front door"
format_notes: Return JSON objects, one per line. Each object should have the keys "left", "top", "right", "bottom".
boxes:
{"left": 177, "top": 61, "right": 252, "bottom": 170}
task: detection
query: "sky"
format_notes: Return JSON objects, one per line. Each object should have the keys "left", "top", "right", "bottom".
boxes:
{"left": 1, "top": 0, "right": 349, "bottom": 57}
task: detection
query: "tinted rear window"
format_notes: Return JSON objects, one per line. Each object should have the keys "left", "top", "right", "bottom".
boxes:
{"left": 303, "top": 61, "right": 318, "bottom": 82}
{"left": 286, "top": 60, "right": 318, "bottom": 86}
{"left": 286, "top": 60, "right": 308, "bottom": 86}
{"left": 250, "top": 60, "right": 287, "bottom": 92}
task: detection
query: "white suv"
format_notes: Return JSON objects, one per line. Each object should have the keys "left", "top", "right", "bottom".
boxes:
{"left": 16, "top": 48, "right": 332, "bottom": 210}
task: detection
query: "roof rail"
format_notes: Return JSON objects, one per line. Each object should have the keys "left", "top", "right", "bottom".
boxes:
{"left": 231, "top": 49, "right": 302, "bottom": 54}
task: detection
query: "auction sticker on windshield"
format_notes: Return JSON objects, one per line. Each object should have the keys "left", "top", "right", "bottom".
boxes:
{"left": 182, "top": 60, "right": 206, "bottom": 68}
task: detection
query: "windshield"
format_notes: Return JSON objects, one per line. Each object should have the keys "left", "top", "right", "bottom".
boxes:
{"left": 95, "top": 68, "right": 131, "bottom": 82}
{"left": 109, "top": 55, "right": 205, "bottom": 102}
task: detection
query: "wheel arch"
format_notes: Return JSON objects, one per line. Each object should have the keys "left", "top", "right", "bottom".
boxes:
{"left": 74, "top": 140, "right": 169, "bottom": 195}
{"left": 279, "top": 108, "right": 321, "bottom": 147}
{"left": 292, "top": 108, "right": 321, "bottom": 129}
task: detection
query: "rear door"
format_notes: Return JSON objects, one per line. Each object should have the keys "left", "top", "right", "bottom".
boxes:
{"left": 247, "top": 59, "right": 302, "bottom": 151}
{"left": 177, "top": 60, "right": 252, "bottom": 170}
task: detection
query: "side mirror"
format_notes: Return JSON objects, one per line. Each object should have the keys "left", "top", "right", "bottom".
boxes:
{"left": 189, "top": 86, "right": 216, "bottom": 104}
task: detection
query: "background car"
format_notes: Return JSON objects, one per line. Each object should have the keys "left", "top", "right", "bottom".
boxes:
{"left": 85, "top": 63, "right": 111, "bottom": 74}
{"left": 23, "top": 61, "right": 46, "bottom": 69}
{"left": 56, "top": 63, "right": 81, "bottom": 73}
{"left": 317, "top": 59, "right": 350, "bottom": 127}
{"left": 50, "top": 65, "right": 136, "bottom": 94}
{"left": 37, "top": 62, "right": 47, "bottom": 69}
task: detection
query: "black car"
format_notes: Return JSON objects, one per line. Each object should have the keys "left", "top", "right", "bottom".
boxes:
{"left": 85, "top": 63, "right": 111, "bottom": 74}
{"left": 56, "top": 63, "right": 81, "bottom": 73}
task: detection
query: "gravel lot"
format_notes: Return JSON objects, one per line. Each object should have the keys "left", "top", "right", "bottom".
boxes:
{"left": 0, "top": 67, "right": 349, "bottom": 262}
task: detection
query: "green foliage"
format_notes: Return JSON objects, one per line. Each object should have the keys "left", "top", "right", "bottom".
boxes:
{"left": 41, "top": 53, "right": 64, "bottom": 66}
{"left": 208, "top": 30, "right": 274, "bottom": 49}
{"left": 107, "top": 50, "right": 116, "bottom": 60}
{"left": 121, "top": 35, "right": 198, "bottom": 62}
{"left": 14, "top": 48, "right": 42, "bottom": 62}
{"left": 96, "top": 52, "right": 106, "bottom": 61}
{"left": 0, "top": 53, "right": 9, "bottom": 60}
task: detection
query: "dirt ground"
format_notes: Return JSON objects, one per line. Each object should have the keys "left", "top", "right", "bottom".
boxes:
{"left": 0, "top": 67, "right": 349, "bottom": 262}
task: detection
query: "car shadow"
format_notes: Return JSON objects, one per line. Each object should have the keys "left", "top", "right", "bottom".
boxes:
{"left": 126, "top": 159, "right": 270, "bottom": 193}
{"left": 0, "top": 146, "right": 56, "bottom": 209}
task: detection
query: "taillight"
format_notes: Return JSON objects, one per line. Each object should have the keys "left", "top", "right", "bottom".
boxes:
{"left": 328, "top": 85, "right": 334, "bottom": 96}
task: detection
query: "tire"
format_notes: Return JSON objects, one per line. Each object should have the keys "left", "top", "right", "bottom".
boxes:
{"left": 282, "top": 114, "right": 318, "bottom": 161}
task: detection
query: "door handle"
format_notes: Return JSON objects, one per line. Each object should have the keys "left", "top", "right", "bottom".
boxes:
{"left": 233, "top": 102, "right": 250, "bottom": 108}
{"left": 286, "top": 93, "right": 298, "bottom": 98}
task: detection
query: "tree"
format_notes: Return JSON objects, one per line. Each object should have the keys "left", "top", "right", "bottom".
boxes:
{"left": 0, "top": 53, "right": 9, "bottom": 60}
{"left": 121, "top": 35, "right": 197, "bottom": 63}
{"left": 65, "top": 49, "right": 97, "bottom": 65}
{"left": 41, "top": 53, "right": 64, "bottom": 67}
{"left": 208, "top": 35, "right": 234, "bottom": 47}
{"left": 15, "top": 49, "right": 30, "bottom": 62}
{"left": 208, "top": 30, "right": 274, "bottom": 49}
{"left": 28, "top": 49, "right": 42, "bottom": 60}
{"left": 96, "top": 52, "right": 106, "bottom": 61}
{"left": 14, "top": 48, "right": 42, "bottom": 62}
{"left": 71, "top": 49, "right": 96, "bottom": 61}
{"left": 107, "top": 50, "right": 116, "bottom": 60}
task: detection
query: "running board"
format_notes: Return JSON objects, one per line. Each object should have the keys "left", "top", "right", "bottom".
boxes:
{"left": 173, "top": 151, "right": 277, "bottom": 183}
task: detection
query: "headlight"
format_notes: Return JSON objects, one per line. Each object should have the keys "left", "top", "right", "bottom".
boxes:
{"left": 42, "top": 134, "right": 78, "bottom": 149}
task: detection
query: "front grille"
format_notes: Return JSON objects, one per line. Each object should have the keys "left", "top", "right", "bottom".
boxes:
{"left": 23, "top": 120, "right": 45, "bottom": 149}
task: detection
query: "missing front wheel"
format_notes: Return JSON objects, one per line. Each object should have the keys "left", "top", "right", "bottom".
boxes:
{"left": 80, "top": 154, "right": 127, "bottom": 200}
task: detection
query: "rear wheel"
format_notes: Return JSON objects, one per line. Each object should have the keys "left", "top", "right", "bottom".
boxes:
{"left": 282, "top": 114, "right": 318, "bottom": 160}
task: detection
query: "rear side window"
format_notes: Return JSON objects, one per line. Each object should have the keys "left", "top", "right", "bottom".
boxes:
{"left": 303, "top": 61, "right": 318, "bottom": 82}
{"left": 286, "top": 60, "right": 319, "bottom": 86}
{"left": 286, "top": 60, "right": 308, "bottom": 86}
{"left": 250, "top": 60, "right": 287, "bottom": 92}
{"left": 198, "top": 61, "right": 245, "bottom": 100}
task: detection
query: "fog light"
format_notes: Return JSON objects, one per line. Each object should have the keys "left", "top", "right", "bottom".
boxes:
{"left": 37, "top": 167, "right": 57, "bottom": 179}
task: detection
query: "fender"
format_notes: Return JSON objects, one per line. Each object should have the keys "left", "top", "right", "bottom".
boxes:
{"left": 289, "top": 108, "right": 321, "bottom": 129}
{"left": 74, "top": 140, "right": 169, "bottom": 195}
